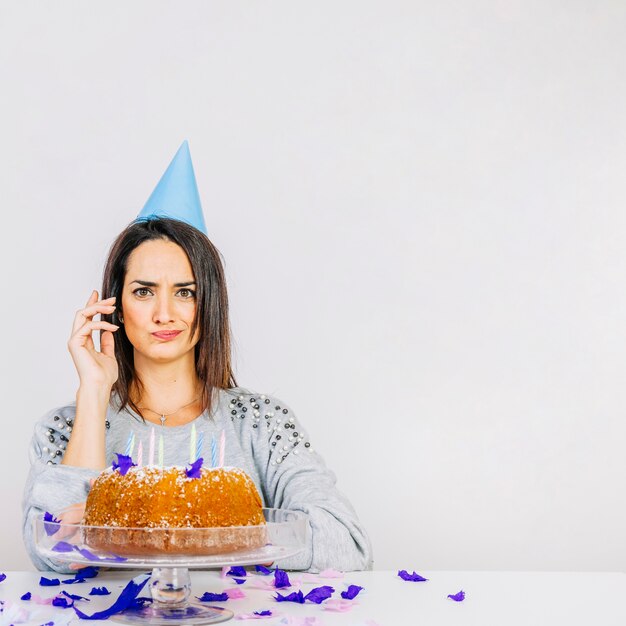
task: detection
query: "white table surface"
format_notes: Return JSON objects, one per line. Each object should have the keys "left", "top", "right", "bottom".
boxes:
{"left": 0, "top": 569, "right": 625, "bottom": 626}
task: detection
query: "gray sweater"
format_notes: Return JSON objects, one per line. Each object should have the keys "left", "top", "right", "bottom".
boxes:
{"left": 22, "top": 387, "right": 372, "bottom": 573}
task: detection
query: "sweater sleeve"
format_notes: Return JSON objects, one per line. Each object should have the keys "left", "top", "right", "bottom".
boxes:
{"left": 22, "top": 405, "right": 100, "bottom": 573}
{"left": 249, "top": 394, "right": 373, "bottom": 572}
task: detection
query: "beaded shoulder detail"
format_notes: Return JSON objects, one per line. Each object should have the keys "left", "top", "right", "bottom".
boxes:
{"left": 227, "top": 391, "right": 314, "bottom": 465}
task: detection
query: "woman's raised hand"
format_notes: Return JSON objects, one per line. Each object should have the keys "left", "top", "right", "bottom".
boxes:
{"left": 68, "top": 290, "right": 120, "bottom": 391}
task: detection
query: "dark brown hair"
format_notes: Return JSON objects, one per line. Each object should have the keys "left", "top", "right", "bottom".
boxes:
{"left": 101, "top": 217, "right": 237, "bottom": 417}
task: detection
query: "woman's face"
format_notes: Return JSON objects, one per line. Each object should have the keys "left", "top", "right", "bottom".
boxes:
{"left": 120, "top": 238, "right": 200, "bottom": 364}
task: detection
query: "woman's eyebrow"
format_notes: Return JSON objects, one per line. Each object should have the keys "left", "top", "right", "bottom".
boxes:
{"left": 130, "top": 280, "right": 197, "bottom": 287}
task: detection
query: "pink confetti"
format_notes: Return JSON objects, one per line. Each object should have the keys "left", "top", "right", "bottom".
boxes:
{"left": 322, "top": 598, "right": 354, "bottom": 612}
{"left": 279, "top": 617, "right": 325, "bottom": 626}
{"left": 29, "top": 594, "right": 55, "bottom": 605}
{"left": 318, "top": 569, "right": 344, "bottom": 579}
{"left": 245, "top": 578, "right": 280, "bottom": 591}
{"left": 225, "top": 588, "right": 246, "bottom": 600}
{"left": 236, "top": 610, "right": 278, "bottom": 620}
{"left": 0, "top": 600, "right": 30, "bottom": 623}
{"left": 220, "top": 566, "right": 230, "bottom": 579}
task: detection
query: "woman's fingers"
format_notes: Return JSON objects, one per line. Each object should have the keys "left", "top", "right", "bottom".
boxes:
{"left": 71, "top": 320, "right": 120, "bottom": 343}
{"left": 71, "top": 298, "right": 116, "bottom": 335}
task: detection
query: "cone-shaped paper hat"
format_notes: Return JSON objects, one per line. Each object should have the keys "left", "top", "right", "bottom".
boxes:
{"left": 137, "top": 140, "right": 207, "bottom": 234}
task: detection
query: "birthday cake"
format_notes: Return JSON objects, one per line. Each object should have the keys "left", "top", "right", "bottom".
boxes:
{"left": 82, "top": 457, "right": 266, "bottom": 556}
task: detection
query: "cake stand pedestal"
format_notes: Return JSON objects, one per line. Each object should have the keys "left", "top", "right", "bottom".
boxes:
{"left": 118, "top": 567, "right": 232, "bottom": 625}
{"left": 34, "top": 508, "right": 307, "bottom": 626}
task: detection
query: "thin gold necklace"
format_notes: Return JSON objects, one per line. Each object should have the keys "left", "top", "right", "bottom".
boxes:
{"left": 138, "top": 396, "right": 200, "bottom": 427}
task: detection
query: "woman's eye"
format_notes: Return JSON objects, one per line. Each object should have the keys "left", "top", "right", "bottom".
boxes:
{"left": 178, "top": 289, "right": 196, "bottom": 299}
{"left": 133, "top": 288, "right": 151, "bottom": 297}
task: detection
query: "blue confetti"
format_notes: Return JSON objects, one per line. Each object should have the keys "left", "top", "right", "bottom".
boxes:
{"left": 185, "top": 457, "right": 203, "bottom": 478}
{"left": 40, "top": 577, "right": 60, "bottom": 587}
{"left": 448, "top": 590, "right": 466, "bottom": 602}
{"left": 274, "top": 569, "right": 290, "bottom": 589}
{"left": 341, "top": 584, "right": 364, "bottom": 600}
{"left": 73, "top": 574, "right": 150, "bottom": 620}
{"left": 226, "top": 566, "right": 246, "bottom": 578}
{"left": 43, "top": 512, "right": 61, "bottom": 536}
{"left": 196, "top": 592, "right": 229, "bottom": 602}
{"left": 89, "top": 586, "right": 111, "bottom": 596}
{"left": 398, "top": 569, "right": 428, "bottom": 582}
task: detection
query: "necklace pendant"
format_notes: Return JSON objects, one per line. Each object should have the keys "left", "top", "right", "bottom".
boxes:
{"left": 160, "top": 415, "right": 166, "bottom": 427}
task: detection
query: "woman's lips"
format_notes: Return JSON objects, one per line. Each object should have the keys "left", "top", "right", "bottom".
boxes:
{"left": 151, "top": 330, "right": 182, "bottom": 341}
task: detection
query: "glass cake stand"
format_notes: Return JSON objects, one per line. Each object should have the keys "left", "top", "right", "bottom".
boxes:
{"left": 34, "top": 508, "right": 308, "bottom": 625}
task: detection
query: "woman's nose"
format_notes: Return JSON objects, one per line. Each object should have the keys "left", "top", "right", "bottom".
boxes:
{"left": 153, "top": 296, "right": 175, "bottom": 323}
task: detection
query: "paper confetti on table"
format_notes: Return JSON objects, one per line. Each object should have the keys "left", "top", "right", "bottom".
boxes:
{"left": 325, "top": 598, "right": 356, "bottom": 612}
{"left": 0, "top": 573, "right": 5, "bottom": 583}
{"left": 318, "top": 568, "right": 344, "bottom": 578}
{"left": 196, "top": 592, "right": 229, "bottom": 602}
{"left": 398, "top": 569, "right": 428, "bottom": 582}
{"left": 274, "top": 569, "right": 291, "bottom": 589}
{"left": 341, "top": 584, "right": 364, "bottom": 599}
{"left": 225, "top": 588, "right": 246, "bottom": 600}
{"left": 448, "top": 589, "right": 466, "bottom": 602}
{"left": 235, "top": 610, "right": 277, "bottom": 620}
{"left": 72, "top": 573, "right": 150, "bottom": 620}
{"left": 39, "top": 577, "right": 60, "bottom": 587}
{"left": 89, "top": 587, "right": 111, "bottom": 596}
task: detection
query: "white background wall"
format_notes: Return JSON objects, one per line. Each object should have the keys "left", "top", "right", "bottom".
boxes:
{"left": 1, "top": 0, "right": 625, "bottom": 572}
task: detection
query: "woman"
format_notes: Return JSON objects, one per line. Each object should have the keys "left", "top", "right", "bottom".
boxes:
{"left": 22, "top": 217, "right": 372, "bottom": 573}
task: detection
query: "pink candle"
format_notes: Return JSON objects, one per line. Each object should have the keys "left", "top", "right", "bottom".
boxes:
{"left": 137, "top": 440, "right": 143, "bottom": 467}
{"left": 219, "top": 430, "right": 225, "bottom": 467}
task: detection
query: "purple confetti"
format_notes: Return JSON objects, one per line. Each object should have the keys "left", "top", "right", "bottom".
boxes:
{"left": 185, "top": 457, "right": 204, "bottom": 478}
{"left": 89, "top": 586, "right": 111, "bottom": 596}
{"left": 341, "top": 584, "right": 364, "bottom": 600}
{"left": 227, "top": 566, "right": 247, "bottom": 578}
{"left": 62, "top": 566, "right": 99, "bottom": 585}
{"left": 448, "top": 590, "right": 465, "bottom": 602}
{"left": 61, "top": 590, "right": 89, "bottom": 602}
{"left": 273, "top": 569, "right": 291, "bottom": 589}
{"left": 40, "top": 577, "right": 60, "bottom": 587}
{"left": 73, "top": 573, "right": 150, "bottom": 620}
{"left": 52, "top": 541, "right": 74, "bottom": 553}
{"left": 43, "top": 512, "right": 61, "bottom": 536}
{"left": 0, "top": 573, "right": 5, "bottom": 583}
{"left": 274, "top": 590, "right": 305, "bottom": 604}
{"left": 254, "top": 610, "right": 273, "bottom": 616}
{"left": 75, "top": 547, "right": 103, "bottom": 561}
{"left": 52, "top": 596, "right": 73, "bottom": 609}
{"left": 20, "top": 592, "right": 31, "bottom": 601}
{"left": 233, "top": 578, "right": 246, "bottom": 585}
{"left": 196, "top": 592, "right": 229, "bottom": 602}
{"left": 255, "top": 565, "right": 272, "bottom": 575}
{"left": 304, "top": 586, "right": 335, "bottom": 604}
{"left": 398, "top": 570, "right": 428, "bottom": 582}
{"left": 112, "top": 453, "right": 136, "bottom": 476}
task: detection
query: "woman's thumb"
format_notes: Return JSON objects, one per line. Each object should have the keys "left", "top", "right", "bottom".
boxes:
{"left": 100, "top": 330, "right": 116, "bottom": 358}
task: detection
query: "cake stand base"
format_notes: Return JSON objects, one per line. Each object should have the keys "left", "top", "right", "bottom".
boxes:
{"left": 114, "top": 602, "right": 233, "bottom": 626}
{"left": 114, "top": 567, "right": 234, "bottom": 625}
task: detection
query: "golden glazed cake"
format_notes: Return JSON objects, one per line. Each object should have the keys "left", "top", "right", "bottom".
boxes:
{"left": 82, "top": 463, "right": 266, "bottom": 557}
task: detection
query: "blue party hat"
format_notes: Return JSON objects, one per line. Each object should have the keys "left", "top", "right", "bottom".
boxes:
{"left": 137, "top": 140, "right": 207, "bottom": 234}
